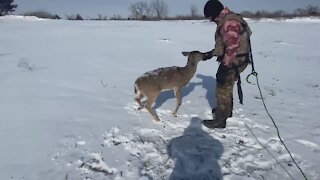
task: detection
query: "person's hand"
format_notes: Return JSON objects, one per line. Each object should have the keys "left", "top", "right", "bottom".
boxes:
{"left": 203, "top": 49, "right": 215, "bottom": 61}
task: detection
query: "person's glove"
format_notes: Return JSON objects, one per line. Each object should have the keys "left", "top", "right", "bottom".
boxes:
{"left": 203, "top": 49, "right": 215, "bottom": 61}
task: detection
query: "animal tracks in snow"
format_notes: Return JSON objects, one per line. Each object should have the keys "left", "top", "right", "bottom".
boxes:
{"left": 50, "top": 102, "right": 317, "bottom": 179}
{"left": 296, "top": 139, "right": 320, "bottom": 153}
{"left": 120, "top": 103, "right": 317, "bottom": 179}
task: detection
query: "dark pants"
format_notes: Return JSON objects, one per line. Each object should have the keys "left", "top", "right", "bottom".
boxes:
{"left": 215, "top": 57, "right": 248, "bottom": 122}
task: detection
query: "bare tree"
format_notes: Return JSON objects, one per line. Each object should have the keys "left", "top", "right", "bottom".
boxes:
{"left": 66, "top": 14, "right": 83, "bottom": 20}
{"left": 274, "top": 10, "right": 287, "bottom": 17}
{"left": 240, "top": 11, "right": 254, "bottom": 18}
{"left": 0, "top": 0, "right": 17, "bottom": 16}
{"left": 294, "top": 8, "right": 306, "bottom": 16}
{"left": 129, "top": 1, "right": 151, "bottom": 20}
{"left": 150, "top": 0, "right": 168, "bottom": 20}
{"left": 305, "top": 5, "right": 320, "bottom": 16}
{"left": 190, "top": 4, "right": 198, "bottom": 17}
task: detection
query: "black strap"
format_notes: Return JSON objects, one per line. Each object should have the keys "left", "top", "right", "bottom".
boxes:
{"left": 246, "top": 39, "right": 258, "bottom": 84}
{"left": 233, "top": 52, "right": 250, "bottom": 105}
{"left": 234, "top": 53, "right": 250, "bottom": 105}
{"left": 234, "top": 65, "right": 243, "bottom": 105}
{"left": 248, "top": 39, "right": 255, "bottom": 72}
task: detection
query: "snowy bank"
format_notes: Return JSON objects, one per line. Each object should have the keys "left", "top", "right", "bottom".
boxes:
{"left": 0, "top": 15, "right": 46, "bottom": 22}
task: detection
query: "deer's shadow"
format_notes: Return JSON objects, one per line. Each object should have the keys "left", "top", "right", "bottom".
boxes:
{"left": 153, "top": 74, "right": 216, "bottom": 110}
{"left": 153, "top": 81, "right": 199, "bottom": 110}
{"left": 196, "top": 74, "right": 216, "bottom": 109}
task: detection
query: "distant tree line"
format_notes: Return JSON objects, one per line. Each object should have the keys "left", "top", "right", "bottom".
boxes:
{"left": 128, "top": 0, "right": 168, "bottom": 20}
{"left": 241, "top": 5, "right": 320, "bottom": 19}
{"left": 129, "top": 2, "right": 320, "bottom": 20}
{"left": 1, "top": 0, "right": 319, "bottom": 20}
{"left": 128, "top": 1, "right": 203, "bottom": 20}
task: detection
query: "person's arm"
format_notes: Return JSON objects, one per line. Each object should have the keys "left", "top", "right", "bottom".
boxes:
{"left": 203, "top": 49, "right": 215, "bottom": 61}
{"left": 219, "top": 20, "right": 242, "bottom": 67}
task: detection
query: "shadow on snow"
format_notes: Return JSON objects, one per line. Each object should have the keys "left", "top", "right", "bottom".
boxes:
{"left": 167, "top": 117, "right": 223, "bottom": 180}
{"left": 153, "top": 74, "right": 217, "bottom": 110}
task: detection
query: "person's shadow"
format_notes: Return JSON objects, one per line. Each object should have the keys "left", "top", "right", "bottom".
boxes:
{"left": 153, "top": 74, "right": 216, "bottom": 110}
{"left": 167, "top": 117, "right": 223, "bottom": 180}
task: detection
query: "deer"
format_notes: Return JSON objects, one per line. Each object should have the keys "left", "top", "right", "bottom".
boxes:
{"left": 134, "top": 51, "right": 210, "bottom": 121}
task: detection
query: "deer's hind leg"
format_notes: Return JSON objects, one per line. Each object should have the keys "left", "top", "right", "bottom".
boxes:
{"left": 145, "top": 92, "right": 160, "bottom": 121}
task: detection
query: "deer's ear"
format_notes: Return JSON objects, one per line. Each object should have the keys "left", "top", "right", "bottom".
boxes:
{"left": 182, "top": 52, "right": 190, "bottom": 57}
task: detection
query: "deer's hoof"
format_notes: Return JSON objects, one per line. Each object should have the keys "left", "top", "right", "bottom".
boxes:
{"left": 173, "top": 113, "right": 177, "bottom": 117}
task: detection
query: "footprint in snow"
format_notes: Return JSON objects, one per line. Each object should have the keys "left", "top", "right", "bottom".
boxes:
{"left": 159, "top": 38, "right": 172, "bottom": 43}
{"left": 296, "top": 139, "right": 320, "bottom": 153}
{"left": 125, "top": 101, "right": 192, "bottom": 120}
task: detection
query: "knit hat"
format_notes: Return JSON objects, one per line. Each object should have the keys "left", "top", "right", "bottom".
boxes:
{"left": 204, "top": 0, "right": 224, "bottom": 19}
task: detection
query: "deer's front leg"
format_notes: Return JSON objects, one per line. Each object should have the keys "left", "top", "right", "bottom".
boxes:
{"left": 134, "top": 88, "right": 145, "bottom": 110}
{"left": 173, "top": 87, "right": 182, "bottom": 117}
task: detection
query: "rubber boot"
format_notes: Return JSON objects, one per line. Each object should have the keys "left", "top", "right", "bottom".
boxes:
{"left": 202, "top": 119, "right": 226, "bottom": 129}
{"left": 203, "top": 109, "right": 227, "bottom": 129}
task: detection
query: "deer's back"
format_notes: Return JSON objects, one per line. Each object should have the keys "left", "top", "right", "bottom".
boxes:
{"left": 135, "top": 66, "right": 188, "bottom": 92}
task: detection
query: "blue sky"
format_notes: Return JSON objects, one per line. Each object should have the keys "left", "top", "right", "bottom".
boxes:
{"left": 14, "top": 0, "right": 320, "bottom": 18}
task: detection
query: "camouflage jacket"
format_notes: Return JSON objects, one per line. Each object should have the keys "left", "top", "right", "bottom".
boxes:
{"left": 213, "top": 8, "right": 252, "bottom": 67}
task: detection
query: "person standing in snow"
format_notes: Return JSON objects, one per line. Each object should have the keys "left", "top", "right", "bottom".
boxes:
{"left": 202, "top": 0, "right": 252, "bottom": 129}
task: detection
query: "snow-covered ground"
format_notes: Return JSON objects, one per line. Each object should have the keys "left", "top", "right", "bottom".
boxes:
{"left": 0, "top": 16, "right": 319, "bottom": 180}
